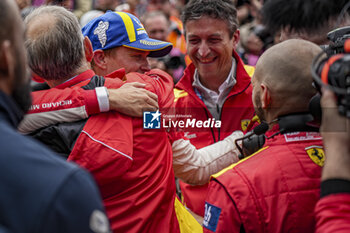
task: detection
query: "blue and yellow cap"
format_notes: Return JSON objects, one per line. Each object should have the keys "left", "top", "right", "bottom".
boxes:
{"left": 82, "top": 11, "right": 173, "bottom": 58}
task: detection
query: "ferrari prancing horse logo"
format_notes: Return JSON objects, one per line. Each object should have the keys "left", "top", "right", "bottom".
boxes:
{"left": 305, "top": 146, "right": 325, "bottom": 167}
{"left": 241, "top": 119, "right": 251, "bottom": 132}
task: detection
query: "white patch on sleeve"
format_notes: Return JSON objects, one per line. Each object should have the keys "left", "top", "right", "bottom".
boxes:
{"left": 90, "top": 210, "right": 110, "bottom": 233}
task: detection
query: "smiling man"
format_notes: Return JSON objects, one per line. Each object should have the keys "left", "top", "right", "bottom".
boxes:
{"left": 173, "top": 0, "right": 256, "bottom": 217}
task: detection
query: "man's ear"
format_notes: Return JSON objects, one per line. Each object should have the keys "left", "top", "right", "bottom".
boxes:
{"left": 260, "top": 83, "right": 271, "bottom": 109}
{"left": 84, "top": 36, "right": 94, "bottom": 62}
{"left": 280, "top": 26, "right": 294, "bottom": 42}
{"left": 0, "top": 40, "right": 15, "bottom": 94}
{"left": 232, "top": 29, "right": 240, "bottom": 50}
{"left": 93, "top": 49, "right": 107, "bottom": 70}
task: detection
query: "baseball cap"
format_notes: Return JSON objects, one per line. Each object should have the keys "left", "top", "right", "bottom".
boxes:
{"left": 82, "top": 11, "right": 173, "bottom": 57}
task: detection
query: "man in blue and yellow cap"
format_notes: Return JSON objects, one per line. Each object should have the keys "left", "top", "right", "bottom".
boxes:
{"left": 82, "top": 11, "right": 173, "bottom": 75}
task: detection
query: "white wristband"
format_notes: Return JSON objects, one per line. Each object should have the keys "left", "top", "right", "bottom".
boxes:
{"left": 95, "top": 86, "right": 110, "bottom": 112}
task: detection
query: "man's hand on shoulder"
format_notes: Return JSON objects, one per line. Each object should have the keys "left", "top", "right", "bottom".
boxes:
{"left": 108, "top": 82, "right": 158, "bottom": 117}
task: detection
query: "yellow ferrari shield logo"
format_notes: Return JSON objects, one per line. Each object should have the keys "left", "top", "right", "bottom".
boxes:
{"left": 241, "top": 119, "right": 251, "bottom": 131}
{"left": 305, "top": 146, "right": 325, "bottom": 167}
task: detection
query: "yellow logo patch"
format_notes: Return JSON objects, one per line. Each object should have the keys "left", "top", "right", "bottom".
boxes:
{"left": 305, "top": 146, "right": 325, "bottom": 167}
{"left": 241, "top": 119, "right": 251, "bottom": 131}
{"left": 173, "top": 89, "right": 188, "bottom": 102}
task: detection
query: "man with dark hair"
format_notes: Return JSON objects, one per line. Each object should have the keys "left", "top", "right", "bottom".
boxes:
{"left": 174, "top": 0, "right": 255, "bottom": 217}
{"left": 204, "top": 39, "right": 323, "bottom": 233}
{"left": 0, "top": 1, "right": 109, "bottom": 233}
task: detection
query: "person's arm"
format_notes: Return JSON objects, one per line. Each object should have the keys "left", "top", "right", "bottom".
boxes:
{"left": 20, "top": 81, "right": 158, "bottom": 134}
{"left": 41, "top": 168, "right": 110, "bottom": 233}
{"left": 314, "top": 88, "right": 350, "bottom": 233}
{"left": 107, "top": 82, "right": 158, "bottom": 117}
{"left": 172, "top": 131, "right": 243, "bottom": 185}
{"left": 21, "top": 69, "right": 167, "bottom": 134}
{"left": 315, "top": 186, "right": 350, "bottom": 233}
{"left": 319, "top": 89, "right": 350, "bottom": 180}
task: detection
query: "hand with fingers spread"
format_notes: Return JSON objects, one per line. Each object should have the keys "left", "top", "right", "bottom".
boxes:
{"left": 108, "top": 82, "right": 159, "bottom": 117}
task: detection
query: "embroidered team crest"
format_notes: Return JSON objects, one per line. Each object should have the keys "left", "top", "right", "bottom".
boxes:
{"left": 305, "top": 146, "right": 325, "bottom": 167}
{"left": 241, "top": 119, "right": 251, "bottom": 131}
{"left": 94, "top": 21, "right": 109, "bottom": 48}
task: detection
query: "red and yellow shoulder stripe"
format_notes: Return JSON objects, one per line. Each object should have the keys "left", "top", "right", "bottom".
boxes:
{"left": 212, "top": 146, "right": 269, "bottom": 179}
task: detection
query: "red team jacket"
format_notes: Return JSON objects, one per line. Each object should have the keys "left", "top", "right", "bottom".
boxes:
{"left": 31, "top": 69, "right": 180, "bottom": 233}
{"left": 204, "top": 125, "right": 324, "bottom": 233}
{"left": 174, "top": 51, "right": 255, "bottom": 216}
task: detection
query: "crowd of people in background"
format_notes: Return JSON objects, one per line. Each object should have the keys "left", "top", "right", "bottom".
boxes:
{"left": 15, "top": 0, "right": 350, "bottom": 71}
{"left": 16, "top": 0, "right": 271, "bottom": 74}
{"left": 1, "top": 0, "right": 350, "bottom": 232}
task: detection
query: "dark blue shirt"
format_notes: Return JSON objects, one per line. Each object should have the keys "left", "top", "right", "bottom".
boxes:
{"left": 0, "top": 91, "right": 109, "bottom": 233}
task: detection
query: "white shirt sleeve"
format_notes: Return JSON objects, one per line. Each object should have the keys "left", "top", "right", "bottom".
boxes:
{"left": 172, "top": 131, "right": 243, "bottom": 185}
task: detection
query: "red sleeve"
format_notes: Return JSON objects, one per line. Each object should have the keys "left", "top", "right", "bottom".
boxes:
{"left": 203, "top": 180, "right": 242, "bottom": 233}
{"left": 30, "top": 68, "right": 126, "bottom": 116}
{"left": 30, "top": 87, "right": 99, "bottom": 115}
{"left": 315, "top": 193, "right": 350, "bottom": 233}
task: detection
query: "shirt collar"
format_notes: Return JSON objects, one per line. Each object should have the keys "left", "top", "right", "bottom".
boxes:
{"left": 192, "top": 58, "right": 236, "bottom": 96}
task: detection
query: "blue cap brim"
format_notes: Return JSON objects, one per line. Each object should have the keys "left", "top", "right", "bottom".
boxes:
{"left": 123, "top": 37, "right": 173, "bottom": 58}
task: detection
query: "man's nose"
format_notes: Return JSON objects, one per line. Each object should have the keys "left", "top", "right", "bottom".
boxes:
{"left": 198, "top": 42, "right": 210, "bottom": 57}
{"left": 140, "top": 60, "right": 151, "bottom": 73}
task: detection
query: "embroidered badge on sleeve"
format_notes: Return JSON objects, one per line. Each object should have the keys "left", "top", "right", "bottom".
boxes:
{"left": 203, "top": 202, "right": 222, "bottom": 232}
